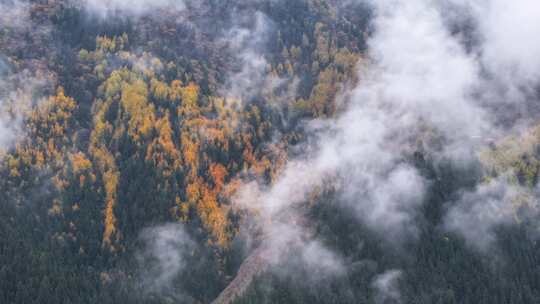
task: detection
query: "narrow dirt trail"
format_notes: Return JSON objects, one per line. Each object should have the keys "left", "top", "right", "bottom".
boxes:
{"left": 212, "top": 210, "right": 314, "bottom": 304}
{"left": 211, "top": 245, "right": 271, "bottom": 304}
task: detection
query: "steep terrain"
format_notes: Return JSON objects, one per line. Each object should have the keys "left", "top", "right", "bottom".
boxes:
{"left": 1, "top": 1, "right": 540, "bottom": 304}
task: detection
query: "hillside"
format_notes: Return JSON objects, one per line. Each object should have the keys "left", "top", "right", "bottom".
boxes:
{"left": 1, "top": 1, "right": 540, "bottom": 304}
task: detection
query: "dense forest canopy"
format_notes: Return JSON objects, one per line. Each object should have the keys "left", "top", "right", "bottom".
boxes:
{"left": 1, "top": 0, "right": 540, "bottom": 303}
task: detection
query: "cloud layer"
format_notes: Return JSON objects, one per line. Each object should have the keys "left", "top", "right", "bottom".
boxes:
{"left": 137, "top": 223, "right": 195, "bottom": 296}
{"left": 444, "top": 176, "right": 536, "bottom": 251}
{"left": 373, "top": 269, "right": 402, "bottom": 304}
{"left": 83, "top": 0, "right": 186, "bottom": 18}
{"left": 233, "top": 0, "right": 540, "bottom": 271}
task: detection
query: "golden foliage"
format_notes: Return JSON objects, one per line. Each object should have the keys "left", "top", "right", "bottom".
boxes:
{"left": 31, "top": 87, "right": 76, "bottom": 140}
{"left": 71, "top": 152, "right": 92, "bottom": 175}
{"left": 155, "top": 115, "right": 177, "bottom": 157}
{"left": 120, "top": 78, "right": 156, "bottom": 140}
{"left": 150, "top": 78, "right": 171, "bottom": 101}
{"left": 181, "top": 131, "right": 200, "bottom": 178}
{"left": 480, "top": 126, "right": 540, "bottom": 187}
{"left": 0, "top": 37, "right": 303, "bottom": 257}
{"left": 16, "top": 87, "right": 78, "bottom": 173}
{"left": 186, "top": 178, "right": 202, "bottom": 203}
{"left": 71, "top": 152, "right": 95, "bottom": 187}
{"left": 210, "top": 163, "right": 228, "bottom": 193}
{"left": 42, "top": 45, "right": 300, "bottom": 252}
{"left": 96, "top": 34, "right": 128, "bottom": 53}
{"left": 145, "top": 114, "right": 181, "bottom": 175}
{"left": 7, "top": 156, "right": 20, "bottom": 177}
{"left": 102, "top": 168, "right": 119, "bottom": 250}
{"left": 181, "top": 82, "right": 199, "bottom": 107}
{"left": 89, "top": 141, "right": 121, "bottom": 251}
{"left": 198, "top": 188, "right": 229, "bottom": 247}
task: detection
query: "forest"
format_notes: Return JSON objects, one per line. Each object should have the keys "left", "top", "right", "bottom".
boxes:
{"left": 1, "top": 0, "right": 540, "bottom": 303}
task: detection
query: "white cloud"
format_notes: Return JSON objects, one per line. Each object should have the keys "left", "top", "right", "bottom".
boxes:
{"left": 83, "top": 0, "right": 186, "bottom": 18}
{"left": 231, "top": 0, "right": 540, "bottom": 280}
{"left": 373, "top": 269, "right": 402, "bottom": 304}
{"left": 0, "top": 0, "right": 30, "bottom": 30}
{"left": 444, "top": 176, "right": 537, "bottom": 251}
{"left": 137, "top": 223, "right": 195, "bottom": 295}
{"left": 220, "top": 11, "right": 289, "bottom": 104}
{"left": 451, "top": 0, "right": 540, "bottom": 85}
{"left": 0, "top": 63, "right": 51, "bottom": 153}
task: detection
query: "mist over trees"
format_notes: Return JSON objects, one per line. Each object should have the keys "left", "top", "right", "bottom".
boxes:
{"left": 1, "top": 1, "right": 540, "bottom": 304}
